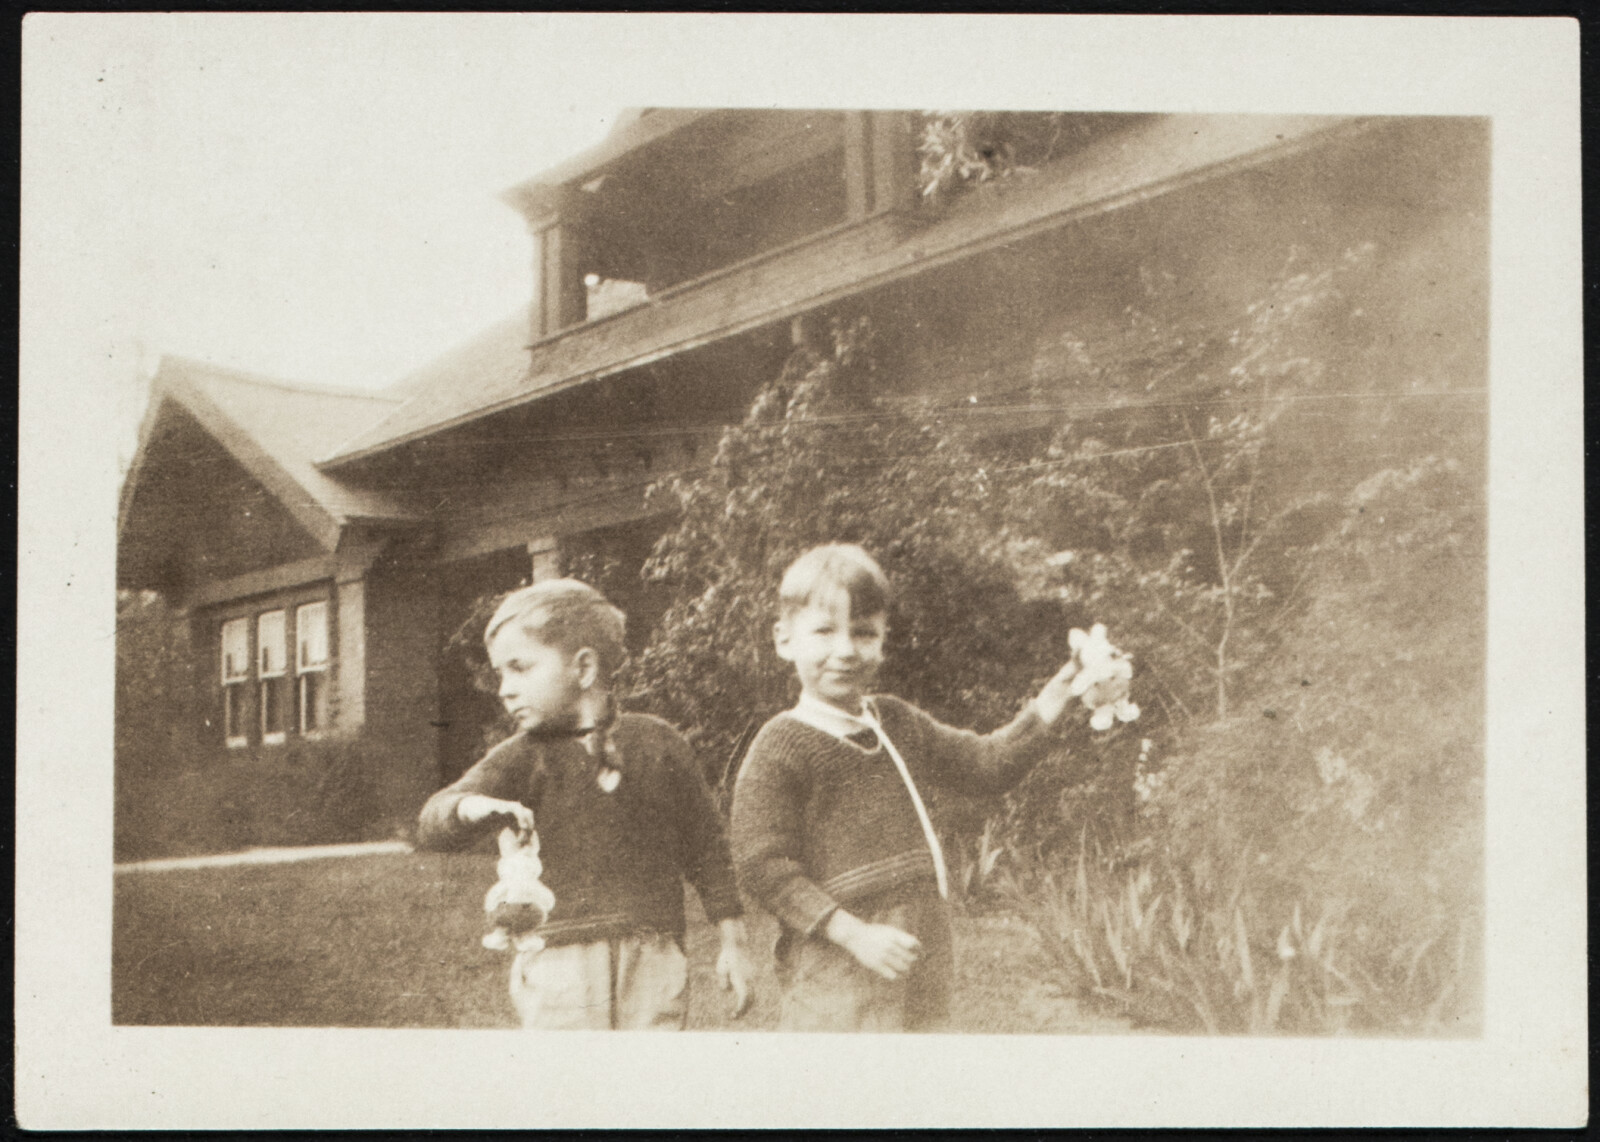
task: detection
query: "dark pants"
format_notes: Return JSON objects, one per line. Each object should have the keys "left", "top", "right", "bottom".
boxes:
{"left": 776, "top": 881, "right": 952, "bottom": 1032}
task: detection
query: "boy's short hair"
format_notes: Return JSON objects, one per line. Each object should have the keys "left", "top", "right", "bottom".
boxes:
{"left": 778, "top": 543, "right": 892, "bottom": 620}
{"left": 485, "top": 579, "right": 628, "bottom": 679}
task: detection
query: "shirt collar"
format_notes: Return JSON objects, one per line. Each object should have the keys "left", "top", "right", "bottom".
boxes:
{"left": 789, "top": 691, "right": 879, "bottom": 741}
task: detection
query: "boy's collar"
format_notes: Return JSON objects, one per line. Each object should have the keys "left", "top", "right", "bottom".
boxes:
{"left": 790, "top": 691, "right": 879, "bottom": 740}
{"left": 523, "top": 699, "right": 623, "bottom": 769}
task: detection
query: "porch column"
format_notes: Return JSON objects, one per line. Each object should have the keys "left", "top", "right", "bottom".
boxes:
{"left": 538, "top": 221, "right": 587, "bottom": 335}
{"left": 334, "top": 578, "right": 365, "bottom": 732}
{"left": 869, "top": 111, "right": 918, "bottom": 214}
{"left": 843, "top": 111, "right": 872, "bottom": 220}
{"left": 527, "top": 536, "right": 562, "bottom": 582}
{"left": 526, "top": 187, "right": 588, "bottom": 339}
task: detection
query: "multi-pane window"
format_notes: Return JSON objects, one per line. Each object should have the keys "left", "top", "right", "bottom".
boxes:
{"left": 219, "top": 599, "right": 333, "bottom": 747}
{"left": 296, "top": 601, "right": 329, "bottom": 734}
{"left": 221, "top": 618, "right": 250, "bottom": 748}
{"left": 257, "top": 610, "right": 288, "bottom": 745}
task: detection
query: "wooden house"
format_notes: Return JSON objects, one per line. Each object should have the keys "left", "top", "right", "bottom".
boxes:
{"left": 115, "top": 109, "right": 1487, "bottom": 854}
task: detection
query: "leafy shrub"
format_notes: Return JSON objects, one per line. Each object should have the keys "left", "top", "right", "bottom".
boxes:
{"left": 117, "top": 734, "right": 384, "bottom": 859}
{"left": 623, "top": 235, "right": 1483, "bottom": 1035}
{"left": 628, "top": 316, "right": 1082, "bottom": 801}
{"left": 917, "top": 112, "right": 1147, "bottom": 203}
{"left": 1007, "top": 456, "right": 1483, "bottom": 1034}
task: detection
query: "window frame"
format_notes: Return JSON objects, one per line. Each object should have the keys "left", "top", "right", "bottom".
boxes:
{"left": 220, "top": 617, "right": 251, "bottom": 749}
{"left": 256, "top": 609, "right": 289, "bottom": 746}
{"left": 295, "top": 600, "right": 330, "bottom": 736}
{"left": 213, "top": 590, "right": 336, "bottom": 751}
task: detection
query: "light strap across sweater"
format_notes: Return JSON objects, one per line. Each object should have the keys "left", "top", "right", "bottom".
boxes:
{"left": 787, "top": 693, "right": 950, "bottom": 900}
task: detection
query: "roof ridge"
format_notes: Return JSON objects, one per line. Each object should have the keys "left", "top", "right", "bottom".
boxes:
{"left": 160, "top": 355, "right": 405, "bottom": 403}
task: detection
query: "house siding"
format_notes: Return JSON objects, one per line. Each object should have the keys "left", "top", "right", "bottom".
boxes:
{"left": 361, "top": 563, "right": 445, "bottom": 830}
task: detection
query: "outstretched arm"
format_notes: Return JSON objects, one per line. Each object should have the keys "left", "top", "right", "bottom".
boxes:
{"left": 415, "top": 739, "right": 532, "bottom": 850}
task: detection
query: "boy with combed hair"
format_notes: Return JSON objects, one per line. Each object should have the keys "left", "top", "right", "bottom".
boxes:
{"left": 417, "top": 579, "right": 752, "bottom": 1030}
{"left": 731, "top": 544, "right": 1117, "bottom": 1031}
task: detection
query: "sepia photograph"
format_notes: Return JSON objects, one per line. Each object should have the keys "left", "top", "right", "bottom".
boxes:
{"left": 17, "top": 13, "right": 1584, "bottom": 1129}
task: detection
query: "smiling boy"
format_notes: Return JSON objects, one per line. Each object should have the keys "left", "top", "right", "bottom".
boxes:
{"left": 730, "top": 544, "right": 1111, "bottom": 1031}
{"left": 416, "top": 579, "right": 752, "bottom": 1030}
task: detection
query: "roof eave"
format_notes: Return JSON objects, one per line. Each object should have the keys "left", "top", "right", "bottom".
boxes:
{"left": 160, "top": 368, "right": 346, "bottom": 552}
{"left": 499, "top": 108, "right": 717, "bottom": 222}
{"left": 116, "top": 380, "right": 175, "bottom": 551}
{"left": 341, "top": 113, "right": 1373, "bottom": 470}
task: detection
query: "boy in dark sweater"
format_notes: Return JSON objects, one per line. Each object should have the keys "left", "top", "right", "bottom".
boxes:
{"left": 417, "top": 579, "right": 752, "bottom": 1030}
{"left": 731, "top": 544, "right": 1118, "bottom": 1031}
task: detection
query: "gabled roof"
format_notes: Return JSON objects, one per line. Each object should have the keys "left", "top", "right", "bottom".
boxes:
{"left": 119, "top": 357, "right": 419, "bottom": 554}
{"left": 323, "top": 314, "right": 532, "bottom": 461}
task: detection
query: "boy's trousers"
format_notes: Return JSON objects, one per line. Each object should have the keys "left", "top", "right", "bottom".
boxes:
{"left": 510, "top": 932, "right": 688, "bottom": 1030}
{"left": 777, "top": 881, "right": 953, "bottom": 1032}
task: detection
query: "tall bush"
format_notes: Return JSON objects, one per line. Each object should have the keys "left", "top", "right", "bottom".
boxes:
{"left": 627, "top": 239, "right": 1483, "bottom": 1033}
{"left": 627, "top": 316, "right": 1080, "bottom": 808}
{"left": 991, "top": 245, "right": 1485, "bottom": 1033}
{"left": 1006, "top": 455, "right": 1483, "bottom": 1034}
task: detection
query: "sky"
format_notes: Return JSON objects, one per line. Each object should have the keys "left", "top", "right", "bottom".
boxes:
{"left": 24, "top": 15, "right": 643, "bottom": 465}
{"left": 28, "top": 13, "right": 1550, "bottom": 466}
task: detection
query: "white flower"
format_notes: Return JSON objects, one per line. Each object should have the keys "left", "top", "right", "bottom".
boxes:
{"left": 1068, "top": 623, "right": 1137, "bottom": 728}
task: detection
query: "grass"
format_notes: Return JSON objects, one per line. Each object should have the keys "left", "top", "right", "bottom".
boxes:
{"left": 113, "top": 850, "right": 1130, "bottom": 1033}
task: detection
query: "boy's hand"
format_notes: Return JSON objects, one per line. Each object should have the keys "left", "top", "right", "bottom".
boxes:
{"left": 825, "top": 909, "right": 921, "bottom": 981}
{"left": 715, "top": 918, "right": 754, "bottom": 1018}
{"left": 1033, "top": 657, "right": 1084, "bottom": 726}
{"left": 456, "top": 794, "right": 534, "bottom": 837}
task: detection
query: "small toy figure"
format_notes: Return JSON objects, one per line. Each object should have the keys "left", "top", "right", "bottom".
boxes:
{"left": 481, "top": 825, "right": 557, "bottom": 953}
{"left": 1067, "top": 623, "right": 1140, "bottom": 731}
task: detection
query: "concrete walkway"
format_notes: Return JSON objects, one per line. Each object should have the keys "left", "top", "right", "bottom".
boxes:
{"left": 115, "top": 839, "right": 413, "bottom": 874}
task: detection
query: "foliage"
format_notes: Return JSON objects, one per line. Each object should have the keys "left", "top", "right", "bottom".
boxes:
{"left": 1005, "top": 454, "right": 1483, "bottom": 1034}
{"left": 1014, "top": 248, "right": 1371, "bottom": 720}
{"left": 979, "top": 239, "right": 1485, "bottom": 1033}
{"left": 628, "top": 230, "right": 1482, "bottom": 1034}
{"left": 627, "top": 316, "right": 1080, "bottom": 799}
{"left": 115, "top": 591, "right": 195, "bottom": 859}
{"left": 917, "top": 112, "right": 1123, "bottom": 202}
{"left": 117, "top": 733, "right": 386, "bottom": 859}
{"left": 966, "top": 247, "right": 1377, "bottom": 868}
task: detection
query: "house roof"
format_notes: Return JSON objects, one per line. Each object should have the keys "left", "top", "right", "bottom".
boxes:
{"left": 500, "top": 108, "right": 714, "bottom": 220}
{"left": 120, "top": 357, "right": 419, "bottom": 554}
{"left": 323, "top": 114, "right": 1363, "bottom": 470}
{"left": 322, "top": 313, "right": 534, "bottom": 463}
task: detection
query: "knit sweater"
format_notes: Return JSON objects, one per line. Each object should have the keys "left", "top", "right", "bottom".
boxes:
{"left": 416, "top": 712, "right": 742, "bottom": 947}
{"left": 730, "top": 694, "right": 1062, "bottom": 937}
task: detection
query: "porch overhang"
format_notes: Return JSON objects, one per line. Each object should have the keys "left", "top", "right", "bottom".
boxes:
{"left": 323, "top": 113, "right": 1370, "bottom": 471}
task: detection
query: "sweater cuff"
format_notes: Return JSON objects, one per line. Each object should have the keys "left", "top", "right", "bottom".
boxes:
{"left": 414, "top": 791, "right": 472, "bottom": 851}
{"left": 1005, "top": 702, "right": 1058, "bottom": 750}
{"left": 697, "top": 882, "right": 746, "bottom": 926}
{"left": 772, "top": 878, "right": 840, "bottom": 937}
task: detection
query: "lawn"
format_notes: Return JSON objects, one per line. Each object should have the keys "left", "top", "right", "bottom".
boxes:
{"left": 113, "top": 850, "right": 1130, "bottom": 1033}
